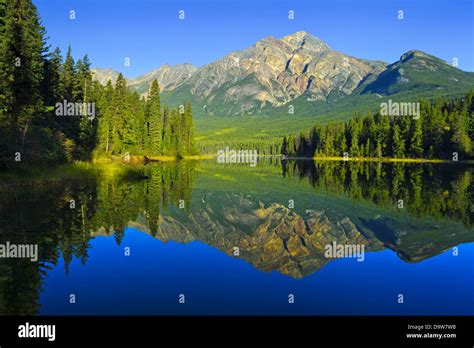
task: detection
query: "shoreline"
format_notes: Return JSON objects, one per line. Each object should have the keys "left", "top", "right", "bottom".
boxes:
{"left": 311, "top": 156, "right": 451, "bottom": 163}
{"left": 93, "top": 154, "right": 215, "bottom": 164}
{"left": 92, "top": 154, "right": 472, "bottom": 164}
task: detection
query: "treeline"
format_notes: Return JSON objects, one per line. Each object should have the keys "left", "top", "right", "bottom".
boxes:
{"left": 281, "top": 93, "right": 474, "bottom": 160}
{"left": 0, "top": 0, "right": 196, "bottom": 169}
{"left": 96, "top": 78, "right": 196, "bottom": 158}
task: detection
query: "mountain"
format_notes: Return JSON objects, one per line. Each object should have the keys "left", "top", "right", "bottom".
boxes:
{"left": 92, "top": 64, "right": 198, "bottom": 92}
{"left": 92, "top": 31, "right": 474, "bottom": 117}
{"left": 360, "top": 50, "right": 474, "bottom": 95}
{"left": 127, "top": 63, "right": 198, "bottom": 95}
{"left": 91, "top": 68, "right": 121, "bottom": 86}
{"left": 169, "top": 31, "right": 386, "bottom": 115}
{"left": 92, "top": 31, "right": 386, "bottom": 113}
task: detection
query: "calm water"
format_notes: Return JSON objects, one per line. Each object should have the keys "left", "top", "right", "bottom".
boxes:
{"left": 0, "top": 159, "right": 473, "bottom": 315}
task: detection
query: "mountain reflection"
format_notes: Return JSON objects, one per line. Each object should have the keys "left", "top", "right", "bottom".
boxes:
{"left": 0, "top": 159, "right": 472, "bottom": 314}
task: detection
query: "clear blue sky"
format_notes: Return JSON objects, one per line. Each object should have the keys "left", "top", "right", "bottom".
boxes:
{"left": 34, "top": 0, "right": 474, "bottom": 77}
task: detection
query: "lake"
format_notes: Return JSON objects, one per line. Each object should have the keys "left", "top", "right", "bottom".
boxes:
{"left": 0, "top": 159, "right": 473, "bottom": 315}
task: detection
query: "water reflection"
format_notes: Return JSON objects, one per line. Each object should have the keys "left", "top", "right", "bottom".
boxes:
{"left": 0, "top": 159, "right": 472, "bottom": 314}
{"left": 283, "top": 159, "right": 473, "bottom": 227}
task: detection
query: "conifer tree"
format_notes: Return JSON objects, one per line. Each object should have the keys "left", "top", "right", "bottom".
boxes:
{"left": 110, "top": 73, "right": 127, "bottom": 153}
{"left": 146, "top": 80, "right": 162, "bottom": 155}
{"left": 409, "top": 118, "right": 423, "bottom": 157}
{"left": 162, "top": 105, "right": 171, "bottom": 154}
{"left": 349, "top": 118, "right": 360, "bottom": 157}
{"left": 170, "top": 108, "right": 183, "bottom": 158}
{"left": 184, "top": 102, "right": 195, "bottom": 154}
{"left": 392, "top": 124, "right": 405, "bottom": 158}
{"left": 97, "top": 80, "right": 114, "bottom": 153}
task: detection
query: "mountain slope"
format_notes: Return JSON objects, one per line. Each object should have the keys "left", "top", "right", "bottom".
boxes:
{"left": 360, "top": 50, "right": 474, "bottom": 95}
{"left": 91, "top": 68, "right": 120, "bottom": 85}
{"left": 128, "top": 63, "right": 198, "bottom": 95}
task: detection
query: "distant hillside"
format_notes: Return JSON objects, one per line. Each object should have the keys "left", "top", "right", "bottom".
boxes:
{"left": 360, "top": 50, "right": 474, "bottom": 95}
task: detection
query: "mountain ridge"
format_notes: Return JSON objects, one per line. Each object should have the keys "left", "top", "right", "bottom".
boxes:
{"left": 92, "top": 31, "right": 474, "bottom": 116}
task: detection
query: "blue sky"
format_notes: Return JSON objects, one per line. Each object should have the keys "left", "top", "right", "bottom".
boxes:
{"left": 34, "top": 0, "right": 473, "bottom": 77}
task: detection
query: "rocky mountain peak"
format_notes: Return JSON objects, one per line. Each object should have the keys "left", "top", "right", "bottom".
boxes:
{"left": 282, "top": 31, "right": 331, "bottom": 52}
{"left": 400, "top": 50, "right": 432, "bottom": 63}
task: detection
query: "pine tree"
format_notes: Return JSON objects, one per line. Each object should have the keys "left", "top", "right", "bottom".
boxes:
{"left": 76, "top": 54, "right": 96, "bottom": 159}
{"left": 97, "top": 80, "right": 114, "bottom": 153}
{"left": 42, "top": 47, "right": 63, "bottom": 109}
{"left": 170, "top": 108, "right": 183, "bottom": 158}
{"left": 146, "top": 80, "right": 162, "bottom": 155}
{"left": 375, "top": 139, "right": 382, "bottom": 158}
{"left": 348, "top": 118, "right": 360, "bottom": 157}
{"left": 62, "top": 46, "right": 75, "bottom": 101}
{"left": 185, "top": 102, "right": 195, "bottom": 154}
{"left": 130, "top": 94, "right": 145, "bottom": 153}
{"left": 450, "top": 110, "right": 472, "bottom": 157}
{"left": 377, "top": 114, "right": 391, "bottom": 157}
{"left": 40, "top": 47, "right": 63, "bottom": 148}
{"left": 57, "top": 46, "right": 82, "bottom": 149}
{"left": 162, "top": 105, "right": 171, "bottom": 154}
{"left": 110, "top": 73, "right": 127, "bottom": 153}
{"left": 409, "top": 118, "right": 423, "bottom": 157}
{"left": 321, "top": 127, "right": 334, "bottom": 156}
{"left": 392, "top": 124, "right": 405, "bottom": 158}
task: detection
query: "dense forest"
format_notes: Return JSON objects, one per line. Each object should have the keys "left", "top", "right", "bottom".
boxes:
{"left": 0, "top": 0, "right": 196, "bottom": 169}
{"left": 94, "top": 77, "right": 196, "bottom": 158}
{"left": 281, "top": 93, "right": 474, "bottom": 160}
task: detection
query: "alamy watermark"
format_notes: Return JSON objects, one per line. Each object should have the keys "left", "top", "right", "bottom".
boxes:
{"left": 0, "top": 241, "right": 38, "bottom": 262}
{"left": 324, "top": 241, "right": 365, "bottom": 262}
{"left": 380, "top": 99, "right": 420, "bottom": 120}
{"left": 55, "top": 100, "right": 96, "bottom": 120}
{"left": 217, "top": 147, "right": 258, "bottom": 167}
{"left": 18, "top": 322, "right": 55, "bottom": 341}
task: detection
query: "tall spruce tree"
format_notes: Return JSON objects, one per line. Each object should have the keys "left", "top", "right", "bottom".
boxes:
{"left": 162, "top": 105, "right": 171, "bottom": 154}
{"left": 146, "top": 80, "right": 162, "bottom": 155}
{"left": 110, "top": 73, "right": 127, "bottom": 153}
{"left": 409, "top": 118, "right": 423, "bottom": 157}
{"left": 184, "top": 102, "right": 195, "bottom": 154}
